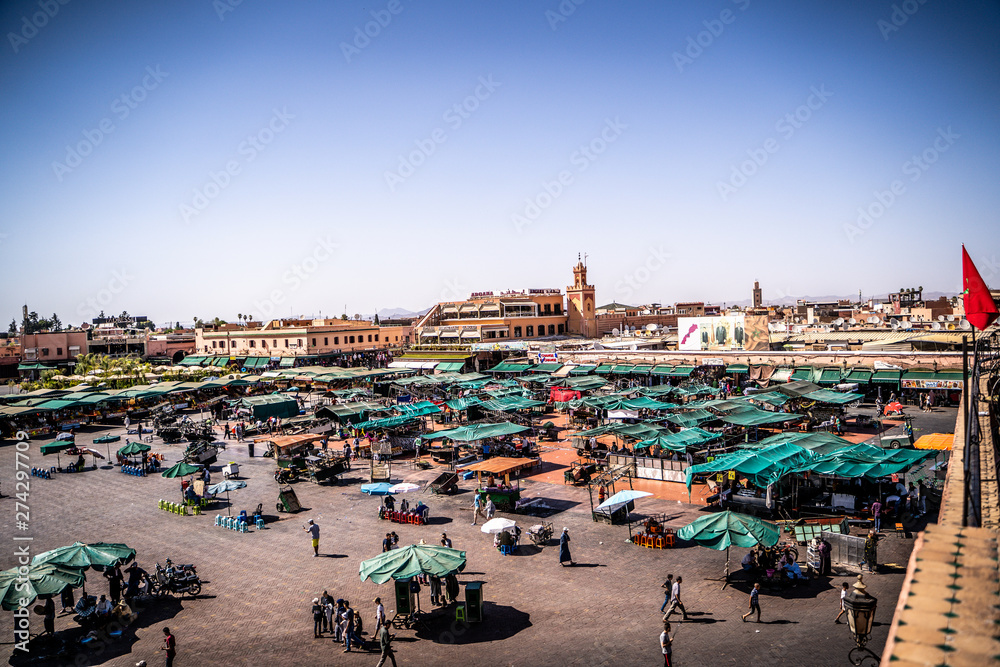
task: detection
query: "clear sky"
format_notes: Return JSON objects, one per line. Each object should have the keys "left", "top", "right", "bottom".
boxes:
{"left": 2, "top": 0, "right": 998, "bottom": 326}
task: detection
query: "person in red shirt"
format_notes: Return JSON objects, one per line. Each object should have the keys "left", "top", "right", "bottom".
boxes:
{"left": 162, "top": 627, "right": 176, "bottom": 666}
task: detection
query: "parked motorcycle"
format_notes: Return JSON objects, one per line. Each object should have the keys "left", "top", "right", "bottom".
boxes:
{"left": 150, "top": 561, "right": 202, "bottom": 597}
{"left": 274, "top": 467, "right": 298, "bottom": 484}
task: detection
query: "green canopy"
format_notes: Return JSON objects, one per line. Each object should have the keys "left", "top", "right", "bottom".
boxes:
{"left": 359, "top": 544, "right": 467, "bottom": 585}
{"left": 665, "top": 409, "right": 717, "bottom": 428}
{"left": 677, "top": 510, "right": 780, "bottom": 550}
{"left": 801, "top": 389, "right": 865, "bottom": 405}
{"left": 0, "top": 562, "right": 86, "bottom": 610}
{"left": 118, "top": 441, "right": 151, "bottom": 456}
{"left": 425, "top": 422, "right": 529, "bottom": 442}
{"left": 40, "top": 441, "right": 76, "bottom": 455}
{"left": 33, "top": 542, "right": 135, "bottom": 570}
{"left": 635, "top": 427, "right": 722, "bottom": 452}
{"left": 161, "top": 461, "right": 202, "bottom": 478}
{"left": 720, "top": 408, "right": 801, "bottom": 427}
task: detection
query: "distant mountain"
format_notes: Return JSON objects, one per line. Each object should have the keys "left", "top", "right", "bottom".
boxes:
{"left": 372, "top": 307, "right": 430, "bottom": 320}
{"left": 721, "top": 290, "right": 956, "bottom": 308}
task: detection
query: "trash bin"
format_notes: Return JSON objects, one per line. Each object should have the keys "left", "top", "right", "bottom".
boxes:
{"left": 465, "top": 582, "right": 484, "bottom": 623}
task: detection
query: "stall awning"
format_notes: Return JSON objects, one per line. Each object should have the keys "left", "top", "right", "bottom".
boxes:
{"left": 913, "top": 433, "right": 953, "bottom": 450}
{"left": 651, "top": 365, "right": 675, "bottom": 375}
{"left": 770, "top": 368, "right": 793, "bottom": 383}
{"left": 594, "top": 364, "right": 615, "bottom": 374}
{"left": 872, "top": 370, "right": 901, "bottom": 384}
{"left": 667, "top": 366, "right": 694, "bottom": 377}
{"left": 802, "top": 389, "right": 864, "bottom": 405}
{"left": 726, "top": 364, "right": 749, "bottom": 374}
{"left": 279, "top": 357, "right": 296, "bottom": 368}
{"left": 901, "top": 370, "right": 936, "bottom": 381}
{"left": 611, "top": 364, "right": 634, "bottom": 374}
{"left": 569, "top": 364, "right": 597, "bottom": 375}
{"left": 532, "top": 363, "right": 563, "bottom": 373}
{"left": 817, "top": 368, "right": 843, "bottom": 385}
{"left": 631, "top": 364, "right": 653, "bottom": 374}
{"left": 790, "top": 368, "right": 813, "bottom": 381}
{"left": 435, "top": 362, "right": 465, "bottom": 372}
{"left": 844, "top": 368, "right": 872, "bottom": 384}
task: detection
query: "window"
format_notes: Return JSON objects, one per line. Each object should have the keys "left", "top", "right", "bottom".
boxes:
{"left": 56, "top": 348, "right": 62, "bottom": 356}
{"left": 334, "top": 337, "right": 339, "bottom": 345}
{"left": 212, "top": 341, "right": 217, "bottom": 348}
{"left": 544, "top": 304, "right": 551, "bottom": 314}
{"left": 250, "top": 340, "right": 256, "bottom": 348}
{"left": 537, "top": 328, "right": 544, "bottom": 338}
{"left": 284, "top": 339, "right": 288, "bottom": 348}
{"left": 548, "top": 324, "right": 555, "bottom": 336}
{"left": 312, "top": 338, "right": 317, "bottom": 346}
{"left": 263, "top": 340, "right": 268, "bottom": 348}
{"left": 368, "top": 335, "right": 372, "bottom": 342}
{"left": 558, "top": 324, "right": 564, "bottom": 334}
{"left": 297, "top": 339, "right": 303, "bottom": 348}
{"left": 375, "top": 334, "right": 379, "bottom": 342}
{"left": 349, "top": 336, "right": 355, "bottom": 344}
{"left": 514, "top": 326, "right": 522, "bottom": 337}
{"left": 324, "top": 337, "right": 328, "bottom": 346}
{"left": 555, "top": 303, "right": 562, "bottom": 315}
{"left": 526, "top": 325, "right": 533, "bottom": 337}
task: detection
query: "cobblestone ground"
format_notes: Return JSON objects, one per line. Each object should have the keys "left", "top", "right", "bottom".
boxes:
{"left": 0, "top": 407, "right": 950, "bottom": 666}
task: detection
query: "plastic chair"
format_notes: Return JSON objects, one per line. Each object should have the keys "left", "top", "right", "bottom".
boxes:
{"left": 255, "top": 516, "right": 265, "bottom": 530}
{"left": 499, "top": 544, "right": 512, "bottom": 556}
{"left": 663, "top": 534, "right": 676, "bottom": 548}
{"left": 653, "top": 536, "right": 665, "bottom": 550}
{"left": 455, "top": 604, "right": 466, "bottom": 622}
{"left": 215, "top": 515, "right": 222, "bottom": 526}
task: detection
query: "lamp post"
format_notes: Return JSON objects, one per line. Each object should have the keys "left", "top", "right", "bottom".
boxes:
{"left": 843, "top": 575, "right": 880, "bottom": 666}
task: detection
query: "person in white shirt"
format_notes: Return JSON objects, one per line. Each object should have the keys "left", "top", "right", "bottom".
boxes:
{"left": 374, "top": 597, "right": 385, "bottom": 628}
{"left": 835, "top": 582, "right": 848, "bottom": 623}
{"left": 96, "top": 595, "right": 112, "bottom": 616}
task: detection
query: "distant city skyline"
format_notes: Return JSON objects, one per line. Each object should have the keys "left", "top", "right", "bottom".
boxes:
{"left": 2, "top": 1, "right": 998, "bottom": 325}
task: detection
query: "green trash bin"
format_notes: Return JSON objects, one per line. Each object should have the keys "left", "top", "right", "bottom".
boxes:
{"left": 465, "top": 582, "right": 484, "bottom": 623}
{"left": 394, "top": 579, "right": 411, "bottom": 616}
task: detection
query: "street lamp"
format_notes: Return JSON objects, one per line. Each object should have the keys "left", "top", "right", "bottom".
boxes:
{"left": 843, "top": 575, "right": 880, "bottom": 666}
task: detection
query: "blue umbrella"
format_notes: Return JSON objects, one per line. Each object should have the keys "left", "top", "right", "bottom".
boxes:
{"left": 596, "top": 489, "right": 652, "bottom": 512}
{"left": 207, "top": 479, "right": 247, "bottom": 516}
{"left": 361, "top": 483, "right": 392, "bottom": 496}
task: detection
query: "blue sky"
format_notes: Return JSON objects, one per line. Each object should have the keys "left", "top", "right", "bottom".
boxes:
{"left": 2, "top": 0, "right": 998, "bottom": 326}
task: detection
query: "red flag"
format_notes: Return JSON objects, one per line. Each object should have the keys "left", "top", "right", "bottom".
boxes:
{"left": 962, "top": 245, "right": 999, "bottom": 331}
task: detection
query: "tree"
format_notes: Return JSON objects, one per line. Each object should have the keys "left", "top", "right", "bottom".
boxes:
{"left": 7, "top": 319, "right": 16, "bottom": 335}
{"left": 373, "top": 313, "right": 380, "bottom": 326}
{"left": 49, "top": 313, "right": 62, "bottom": 331}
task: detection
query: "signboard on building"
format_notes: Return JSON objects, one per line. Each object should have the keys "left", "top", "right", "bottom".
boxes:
{"left": 901, "top": 378, "right": 963, "bottom": 390}
{"left": 678, "top": 315, "right": 748, "bottom": 351}
{"left": 470, "top": 341, "right": 529, "bottom": 352}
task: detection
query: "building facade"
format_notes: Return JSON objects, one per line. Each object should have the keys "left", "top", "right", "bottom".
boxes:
{"left": 195, "top": 319, "right": 408, "bottom": 357}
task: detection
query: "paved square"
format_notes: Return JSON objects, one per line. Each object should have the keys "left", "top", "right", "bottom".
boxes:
{"left": 1, "top": 409, "right": 938, "bottom": 666}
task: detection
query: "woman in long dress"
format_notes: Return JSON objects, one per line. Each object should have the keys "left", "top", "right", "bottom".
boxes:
{"left": 559, "top": 528, "right": 574, "bottom": 566}
{"left": 863, "top": 530, "right": 879, "bottom": 573}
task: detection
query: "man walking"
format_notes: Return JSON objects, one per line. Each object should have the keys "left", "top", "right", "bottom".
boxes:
{"left": 304, "top": 519, "right": 320, "bottom": 557}
{"left": 742, "top": 583, "right": 762, "bottom": 622}
{"left": 375, "top": 619, "right": 397, "bottom": 667}
{"left": 663, "top": 576, "right": 688, "bottom": 621}
{"left": 870, "top": 498, "right": 882, "bottom": 533}
{"left": 659, "top": 574, "right": 674, "bottom": 613}
{"left": 471, "top": 494, "right": 484, "bottom": 525}
{"left": 660, "top": 620, "right": 673, "bottom": 667}
{"left": 161, "top": 627, "right": 176, "bottom": 667}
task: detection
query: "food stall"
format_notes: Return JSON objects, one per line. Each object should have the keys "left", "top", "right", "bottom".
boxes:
{"left": 463, "top": 456, "right": 540, "bottom": 511}
{"left": 259, "top": 433, "right": 327, "bottom": 470}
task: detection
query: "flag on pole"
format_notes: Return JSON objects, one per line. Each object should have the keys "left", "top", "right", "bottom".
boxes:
{"left": 962, "top": 245, "right": 999, "bottom": 331}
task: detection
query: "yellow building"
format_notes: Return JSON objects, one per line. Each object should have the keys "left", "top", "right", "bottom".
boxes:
{"left": 195, "top": 319, "right": 410, "bottom": 357}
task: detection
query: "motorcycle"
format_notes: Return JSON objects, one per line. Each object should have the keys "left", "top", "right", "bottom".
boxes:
{"left": 150, "top": 561, "right": 202, "bottom": 597}
{"left": 274, "top": 467, "right": 298, "bottom": 483}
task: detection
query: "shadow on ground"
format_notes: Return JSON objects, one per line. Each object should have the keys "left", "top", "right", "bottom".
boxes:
{"left": 413, "top": 602, "right": 531, "bottom": 644}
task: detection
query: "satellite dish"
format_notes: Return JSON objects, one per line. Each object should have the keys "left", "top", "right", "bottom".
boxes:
{"left": 612, "top": 328, "right": 620, "bottom": 336}
{"left": 848, "top": 318, "right": 857, "bottom": 325}
{"left": 867, "top": 316, "right": 879, "bottom": 325}
{"left": 834, "top": 318, "right": 845, "bottom": 326}
{"left": 938, "top": 315, "right": 946, "bottom": 321}
{"left": 645, "top": 323, "right": 658, "bottom": 332}
{"left": 960, "top": 319, "right": 972, "bottom": 330}
{"left": 890, "top": 320, "right": 900, "bottom": 330}
{"left": 931, "top": 321, "right": 942, "bottom": 330}
{"left": 946, "top": 314, "right": 956, "bottom": 322}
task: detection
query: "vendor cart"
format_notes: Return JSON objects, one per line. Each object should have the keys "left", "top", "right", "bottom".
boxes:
{"left": 428, "top": 472, "right": 459, "bottom": 495}
{"left": 184, "top": 441, "right": 224, "bottom": 466}
{"left": 222, "top": 462, "right": 240, "bottom": 479}
{"left": 527, "top": 522, "right": 553, "bottom": 546}
{"left": 276, "top": 485, "right": 301, "bottom": 513}
{"left": 303, "top": 456, "right": 348, "bottom": 484}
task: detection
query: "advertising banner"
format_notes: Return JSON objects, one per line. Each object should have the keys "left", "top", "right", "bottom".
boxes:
{"left": 678, "top": 315, "right": 748, "bottom": 351}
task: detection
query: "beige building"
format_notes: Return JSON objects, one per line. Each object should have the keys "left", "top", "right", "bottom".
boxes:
{"left": 195, "top": 319, "right": 409, "bottom": 357}
{"left": 414, "top": 262, "right": 598, "bottom": 345}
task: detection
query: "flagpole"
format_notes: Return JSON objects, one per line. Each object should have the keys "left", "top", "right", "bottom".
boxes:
{"left": 961, "top": 334, "right": 970, "bottom": 527}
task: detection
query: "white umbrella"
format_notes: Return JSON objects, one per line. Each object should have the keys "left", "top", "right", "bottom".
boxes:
{"left": 596, "top": 489, "right": 653, "bottom": 512}
{"left": 480, "top": 517, "right": 516, "bottom": 534}
{"left": 388, "top": 482, "right": 420, "bottom": 494}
